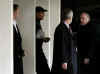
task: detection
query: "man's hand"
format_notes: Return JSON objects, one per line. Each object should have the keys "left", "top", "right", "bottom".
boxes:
{"left": 62, "top": 63, "right": 68, "bottom": 70}
{"left": 43, "top": 37, "right": 50, "bottom": 42}
{"left": 24, "top": 48, "right": 32, "bottom": 56}
{"left": 84, "top": 58, "right": 90, "bottom": 64}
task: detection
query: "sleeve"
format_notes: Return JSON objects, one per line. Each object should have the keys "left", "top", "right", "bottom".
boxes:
{"left": 87, "top": 27, "right": 95, "bottom": 59}
{"left": 88, "top": 36, "right": 95, "bottom": 59}
{"left": 36, "top": 29, "right": 45, "bottom": 39}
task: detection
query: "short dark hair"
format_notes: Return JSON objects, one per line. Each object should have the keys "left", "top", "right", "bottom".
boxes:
{"left": 13, "top": 4, "right": 19, "bottom": 12}
{"left": 61, "top": 8, "right": 73, "bottom": 21}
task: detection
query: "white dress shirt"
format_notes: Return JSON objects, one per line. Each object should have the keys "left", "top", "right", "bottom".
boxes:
{"left": 13, "top": 19, "right": 18, "bottom": 32}
{"left": 64, "top": 21, "right": 72, "bottom": 34}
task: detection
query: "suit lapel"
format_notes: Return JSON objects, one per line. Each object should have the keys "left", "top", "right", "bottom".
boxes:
{"left": 13, "top": 25, "right": 22, "bottom": 41}
{"left": 62, "top": 23, "right": 73, "bottom": 36}
{"left": 16, "top": 25, "right": 21, "bottom": 38}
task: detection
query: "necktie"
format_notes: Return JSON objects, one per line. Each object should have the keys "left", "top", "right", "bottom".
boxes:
{"left": 69, "top": 26, "right": 72, "bottom": 34}
{"left": 16, "top": 24, "right": 21, "bottom": 37}
{"left": 15, "top": 24, "right": 18, "bottom": 33}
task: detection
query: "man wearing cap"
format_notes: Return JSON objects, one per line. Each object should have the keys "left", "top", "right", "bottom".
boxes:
{"left": 51, "top": 8, "right": 77, "bottom": 74}
{"left": 36, "top": 6, "right": 50, "bottom": 73}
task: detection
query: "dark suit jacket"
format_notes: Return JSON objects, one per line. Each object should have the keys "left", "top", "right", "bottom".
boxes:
{"left": 13, "top": 25, "right": 24, "bottom": 74}
{"left": 51, "top": 23, "right": 74, "bottom": 74}
{"left": 77, "top": 23, "right": 95, "bottom": 62}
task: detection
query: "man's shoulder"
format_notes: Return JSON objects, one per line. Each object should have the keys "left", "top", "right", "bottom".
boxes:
{"left": 55, "top": 23, "right": 69, "bottom": 35}
{"left": 55, "top": 24, "right": 63, "bottom": 32}
{"left": 56, "top": 23, "right": 65, "bottom": 29}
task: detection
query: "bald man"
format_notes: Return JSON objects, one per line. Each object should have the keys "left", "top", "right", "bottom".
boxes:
{"left": 77, "top": 12, "right": 95, "bottom": 74}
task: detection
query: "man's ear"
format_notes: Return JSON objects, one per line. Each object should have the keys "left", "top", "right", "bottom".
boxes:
{"left": 89, "top": 18, "right": 91, "bottom": 22}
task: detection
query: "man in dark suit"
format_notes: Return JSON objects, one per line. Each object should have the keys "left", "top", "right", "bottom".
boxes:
{"left": 77, "top": 12, "right": 96, "bottom": 74}
{"left": 13, "top": 4, "right": 24, "bottom": 74}
{"left": 51, "top": 8, "right": 77, "bottom": 74}
{"left": 36, "top": 6, "right": 50, "bottom": 73}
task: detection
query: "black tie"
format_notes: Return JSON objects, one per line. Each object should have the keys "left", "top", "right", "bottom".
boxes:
{"left": 16, "top": 24, "right": 21, "bottom": 37}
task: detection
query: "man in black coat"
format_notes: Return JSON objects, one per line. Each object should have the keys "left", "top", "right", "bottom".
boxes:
{"left": 13, "top": 4, "right": 25, "bottom": 74}
{"left": 77, "top": 12, "right": 96, "bottom": 74}
{"left": 51, "top": 8, "right": 77, "bottom": 74}
{"left": 89, "top": 22, "right": 98, "bottom": 74}
{"left": 36, "top": 6, "right": 50, "bottom": 73}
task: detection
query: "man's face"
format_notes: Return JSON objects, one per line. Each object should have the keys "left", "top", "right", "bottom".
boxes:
{"left": 69, "top": 17, "right": 73, "bottom": 24}
{"left": 36, "top": 11, "right": 45, "bottom": 20}
{"left": 67, "top": 16, "right": 73, "bottom": 25}
{"left": 80, "top": 13, "right": 90, "bottom": 25}
{"left": 14, "top": 8, "right": 20, "bottom": 19}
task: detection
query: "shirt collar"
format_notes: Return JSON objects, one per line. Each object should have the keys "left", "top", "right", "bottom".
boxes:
{"left": 13, "top": 19, "right": 17, "bottom": 27}
{"left": 64, "top": 21, "right": 69, "bottom": 29}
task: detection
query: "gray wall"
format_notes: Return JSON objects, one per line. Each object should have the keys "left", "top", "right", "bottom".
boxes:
{"left": 0, "top": 0, "right": 12, "bottom": 74}
{"left": 14, "top": 0, "right": 61, "bottom": 74}
{"left": 0, "top": 0, "right": 60, "bottom": 74}
{"left": 14, "top": 0, "right": 36, "bottom": 74}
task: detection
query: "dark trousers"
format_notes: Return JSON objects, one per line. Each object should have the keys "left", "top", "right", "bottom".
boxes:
{"left": 72, "top": 48, "right": 78, "bottom": 74}
{"left": 36, "top": 49, "right": 50, "bottom": 74}
{"left": 14, "top": 56, "right": 23, "bottom": 74}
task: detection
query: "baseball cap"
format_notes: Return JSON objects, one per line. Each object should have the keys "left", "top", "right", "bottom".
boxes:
{"left": 36, "top": 6, "right": 47, "bottom": 12}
